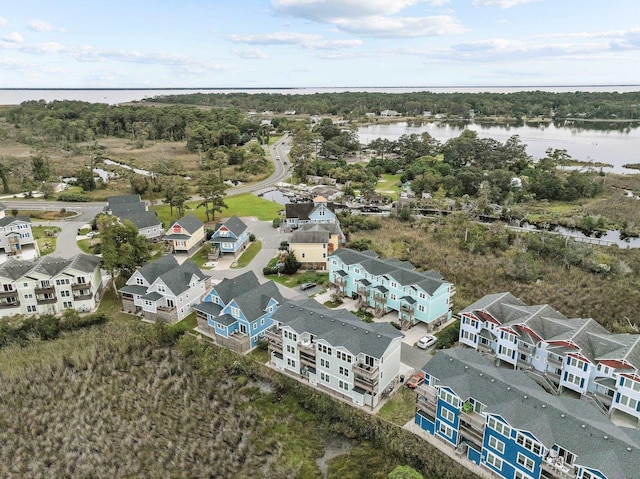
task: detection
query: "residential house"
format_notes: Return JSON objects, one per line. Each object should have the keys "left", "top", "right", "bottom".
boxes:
{"left": 0, "top": 208, "right": 38, "bottom": 262}
{"left": 0, "top": 253, "right": 103, "bottom": 317}
{"left": 414, "top": 348, "right": 640, "bottom": 479}
{"left": 209, "top": 215, "right": 250, "bottom": 258}
{"left": 380, "top": 109, "right": 400, "bottom": 117}
{"left": 288, "top": 223, "right": 345, "bottom": 270}
{"left": 194, "top": 271, "right": 283, "bottom": 353}
{"left": 120, "top": 255, "right": 210, "bottom": 323}
{"left": 284, "top": 196, "right": 338, "bottom": 229}
{"left": 458, "top": 292, "right": 640, "bottom": 428}
{"left": 328, "top": 248, "right": 454, "bottom": 327}
{"left": 105, "top": 194, "right": 163, "bottom": 240}
{"left": 163, "top": 213, "right": 205, "bottom": 256}
{"left": 266, "top": 299, "right": 403, "bottom": 408}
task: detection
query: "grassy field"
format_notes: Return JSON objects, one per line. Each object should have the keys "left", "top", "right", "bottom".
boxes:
{"left": 151, "top": 193, "right": 283, "bottom": 225}
{"left": 32, "top": 225, "right": 61, "bottom": 256}
{"left": 266, "top": 270, "right": 330, "bottom": 289}
{"left": 376, "top": 174, "right": 403, "bottom": 194}
{"left": 234, "top": 240, "right": 262, "bottom": 268}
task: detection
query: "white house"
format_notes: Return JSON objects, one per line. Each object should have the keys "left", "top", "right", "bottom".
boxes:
{"left": 266, "top": 299, "right": 403, "bottom": 409}
{"left": 0, "top": 253, "right": 103, "bottom": 317}
{"left": 120, "top": 255, "right": 210, "bottom": 323}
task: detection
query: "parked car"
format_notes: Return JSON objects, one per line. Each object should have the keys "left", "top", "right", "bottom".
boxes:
{"left": 406, "top": 372, "right": 425, "bottom": 389}
{"left": 86, "top": 231, "right": 99, "bottom": 238}
{"left": 416, "top": 334, "right": 437, "bottom": 350}
{"left": 300, "top": 282, "right": 317, "bottom": 291}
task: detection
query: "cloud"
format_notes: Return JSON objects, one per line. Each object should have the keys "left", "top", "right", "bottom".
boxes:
{"left": 272, "top": 0, "right": 424, "bottom": 22}
{"left": 227, "top": 32, "right": 361, "bottom": 50}
{"left": 2, "top": 32, "right": 23, "bottom": 43}
{"left": 0, "top": 17, "right": 9, "bottom": 28}
{"left": 231, "top": 48, "right": 269, "bottom": 59}
{"left": 335, "top": 15, "right": 466, "bottom": 37}
{"left": 472, "top": 0, "right": 540, "bottom": 7}
{"left": 28, "top": 19, "right": 64, "bottom": 32}
{"left": 427, "top": 0, "right": 450, "bottom": 5}
{"left": 610, "top": 30, "right": 640, "bottom": 51}
{"left": 227, "top": 31, "right": 321, "bottom": 46}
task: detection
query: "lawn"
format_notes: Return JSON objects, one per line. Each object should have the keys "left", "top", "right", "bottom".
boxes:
{"left": 377, "top": 387, "right": 416, "bottom": 426}
{"left": 32, "top": 226, "right": 61, "bottom": 256}
{"left": 376, "top": 174, "right": 402, "bottom": 194}
{"left": 190, "top": 244, "right": 214, "bottom": 269}
{"left": 151, "top": 193, "right": 283, "bottom": 225}
{"left": 77, "top": 237, "right": 101, "bottom": 254}
{"left": 265, "top": 270, "right": 329, "bottom": 289}
{"left": 97, "top": 285, "right": 134, "bottom": 322}
{"left": 175, "top": 311, "right": 197, "bottom": 331}
{"left": 234, "top": 241, "right": 262, "bottom": 268}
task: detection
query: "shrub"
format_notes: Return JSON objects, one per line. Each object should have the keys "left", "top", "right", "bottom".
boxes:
{"left": 57, "top": 193, "right": 90, "bottom": 202}
{"left": 272, "top": 218, "right": 280, "bottom": 228}
{"left": 249, "top": 233, "right": 256, "bottom": 242}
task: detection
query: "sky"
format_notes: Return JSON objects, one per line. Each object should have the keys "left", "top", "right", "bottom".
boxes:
{"left": 1, "top": 0, "right": 640, "bottom": 88}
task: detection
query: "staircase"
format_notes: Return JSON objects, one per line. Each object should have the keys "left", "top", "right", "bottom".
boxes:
{"left": 583, "top": 394, "right": 609, "bottom": 417}
{"left": 524, "top": 370, "right": 561, "bottom": 395}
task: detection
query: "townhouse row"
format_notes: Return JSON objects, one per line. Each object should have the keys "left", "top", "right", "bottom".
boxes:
{"left": 458, "top": 292, "right": 640, "bottom": 428}
{"left": 0, "top": 253, "right": 103, "bottom": 318}
{"left": 415, "top": 348, "right": 640, "bottom": 479}
{"left": 329, "top": 248, "right": 454, "bottom": 327}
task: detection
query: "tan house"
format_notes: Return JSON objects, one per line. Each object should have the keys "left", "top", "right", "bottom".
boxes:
{"left": 288, "top": 223, "right": 345, "bottom": 270}
{"left": 163, "top": 213, "right": 205, "bottom": 256}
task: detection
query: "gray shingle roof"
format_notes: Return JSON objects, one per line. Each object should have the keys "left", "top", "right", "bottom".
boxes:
{"left": 423, "top": 349, "right": 640, "bottom": 479}
{"left": 110, "top": 203, "right": 147, "bottom": 218}
{"left": 291, "top": 225, "right": 330, "bottom": 244}
{"left": 216, "top": 314, "right": 237, "bottom": 327}
{"left": 142, "top": 291, "right": 163, "bottom": 301}
{"left": 156, "top": 259, "right": 208, "bottom": 296}
{"left": 108, "top": 194, "right": 142, "bottom": 205}
{"left": 272, "top": 299, "right": 403, "bottom": 359}
{"left": 230, "top": 281, "right": 283, "bottom": 321}
{"left": 135, "top": 255, "right": 179, "bottom": 283}
{"left": 169, "top": 213, "right": 203, "bottom": 235}
{"left": 122, "top": 211, "right": 161, "bottom": 229}
{"left": 330, "top": 248, "right": 449, "bottom": 295}
{"left": 222, "top": 215, "right": 248, "bottom": 237}
{"left": 119, "top": 284, "right": 148, "bottom": 296}
{"left": 210, "top": 271, "right": 261, "bottom": 305}
{"left": 0, "top": 216, "right": 30, "bottom": 227}
{"left": 193, "top": 302, "right": 222, "bottom": 316}
{"left": 299, "top": 222, "right": 342, "bottom": 235}
{"left": 0, "top": 254, "right": 99, "bottom": 281}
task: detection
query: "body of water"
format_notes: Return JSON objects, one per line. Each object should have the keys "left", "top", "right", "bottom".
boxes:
{"left": 1, "top": 85, "right": 639, "bottom": 105}
{"left": 357, "top": 121, "right": 640, "bottom": 174}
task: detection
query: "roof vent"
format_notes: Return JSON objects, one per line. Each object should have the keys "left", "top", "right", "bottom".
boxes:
{"left": 604, "top": 435, "right": 608, "bottom": 440}
{"left": 377, "top": 334, "right": 381, "bottom": 338}
{"left": 541, "top": 404, "right": 546, "bottom": 408}
{"left": 309, "top": 312, "right": 313, "bottom": 315}
{"left": 365, "top": 330, "right": 369, "bottom": 334}
{"left": 561, "top": 414, "right": 566, "bottom": 418}
{"left": 507, "top": 387, "right": 511, "bottom": 391}
{"left": 479, "top": 373, "right": 483, "bottom": 377}
{"left": 627, "top": 447, "right": 632, "bottom": 452}
{"left": 581, "top": 424, "right": 586, "bottom": 429}
{"left": 464, "top": 366, "right": 469, "bottom": 370}
{"left": 523, "top": 395, "right": 528, "bottom": 399}
{"left": 491, "top": 379, "right": 495, "bottom": 383}
{"left": 353, "top": 326, "right": 357, "bottom": 330}
{"left": 450, "top": 358, "right": 453, "bottom": 362}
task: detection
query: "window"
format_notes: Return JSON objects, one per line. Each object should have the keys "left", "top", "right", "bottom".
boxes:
{"left": 286, "top": 345, "right": 295, "bottom": 353}
{"left": 620, "top": 376, "right": 640, "bottom": 392}
{"left": 339, "top": 366, "right": 349, "bottom": 377}
{"left": 320, "top": 358, "right": 330, "bottom": 369}
{"left": 167, "top": 299, "right": 175, "bottom": 308}
{"left": 567, "top": 356, "right": 588, "bottom": 371}
{"left": 440, "top": 407, "right": 455, "bottom": 423}
{"left": 514, "top": 472, "right": 533, "bottom": 479}
{"left": 617, "top": 393, "right": 639, "bottom": 410}
{"left": 486, "top": 452, "right": 502, "bottom": 471}
{"left": 390, "top": 281, "right": 397, "bottom": 289}
{"left": 320, "top": 372, "right": 329, "bottom": 382}
{"left": 517, "top": 453, "right": 535, "bottom": 472}
{"left": 438, "top": 423, "right": 453, "bottom": 439}
{"left": 498, "top": 345, "right": 515, "bottom": 360}
{"left": 26, "top": 305, "right": 36, "bottom": 313}
{"left": 487, "top": 417, "right": 511, "bottom": 438}
{"left": 488, "top": 436, "right": 505, "bottom": 454}
{"left": 63, "top": 301, "right": 73, "bottom": 308}
{"left": 337, "top": 351, "right": 352, "bottom": 363}
{"left": 338, "top": 380, "right": 349, "bottom": 391}
{"left": 419, "top": 292, "right": 426, "bottom": 299}
{"left": 319, "top": 344, "right": 332, "bottom": 355}
{"left": 389, "top": 293, "right": 397, "bottom": 301}
{"left": 231, "top": 307, "right": 240, "bottom": 317}
{"left": 287, "top": 358, "right": 296, "bottom": 368}
{"left": 60, "top": 290, "right": 70, "bottom": 297}
{"left": 439, "top": 389, "right": 460, "bottom": 407}
{"left": 417, "top": 304, "right": 425, "bottom": 312}
{"left": 516, "top": 433, "right": 542, "bottom": 455}
{"left": 157, "top": 285, "right": 166, "bottom": 293}
{"left": 261, "top": 318, "right": 265, "bottom": 326}
{"left": 77, "top": 277, "right": 86, "bottom": 284}
{"left": 301, "top": 253, "right": 306, "bottom": 259}
{"left": 24, "top": 294, "right": 32, "bottom": 299}
{"left": 564, "top": 372, "right": 583, "bottom": 387}
{"left": 582, "top": 472, "right": 596, "bottom": 479}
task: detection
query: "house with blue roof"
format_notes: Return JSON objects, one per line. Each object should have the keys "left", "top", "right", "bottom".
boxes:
{"left": 458, "top": 292, "right": 640, "bottom": 429}
{"left": 120, "top": 255, "right": 210, "bottom": 323}
{"left": 194, "top": 271, "right": 283, "bottom": 353}
{"left": 414, "top": 348, "right": 640, "bottom": 479}
{"left": 328, "top": 248, "right": 454, "bottom": 328}
{"left": 209, "top": 215, "right": 250, "bottom": 258}
{"left": 284, "top": 196, "right": 338, "bottom": 229}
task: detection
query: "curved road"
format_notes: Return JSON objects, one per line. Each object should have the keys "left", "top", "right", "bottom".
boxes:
{"left": 0, "top": 136, "right": 291, "bottom": 258}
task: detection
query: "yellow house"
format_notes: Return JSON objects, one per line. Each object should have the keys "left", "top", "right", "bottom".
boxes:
{"left": 289, "top": 223, "right": 344, "bottom": 270}
{"left": 163, "top": 213, "right": 205, "bottom": 256}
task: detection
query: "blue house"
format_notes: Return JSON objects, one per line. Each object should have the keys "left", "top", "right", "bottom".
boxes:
{"left": 284, "top": 196, "right": 338, "bottom": 229}
{"left": 194, "top": 271, "right": 283, "bottom": 353}
{"left": 329, "top": 248, "right": 454, "bottom": 328}
{"left": 210, "top": 215, "right": 250, "bottom": 258}
{"left": 414, "top": 348, "right": 640, "bottom": 479}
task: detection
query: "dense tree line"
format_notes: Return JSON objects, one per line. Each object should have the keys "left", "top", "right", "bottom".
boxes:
{"left": 146, "top": 90, "right": 640, "bottom": 120}
{"left": 4, "top": 100, "right": 259, "bottom": 149}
